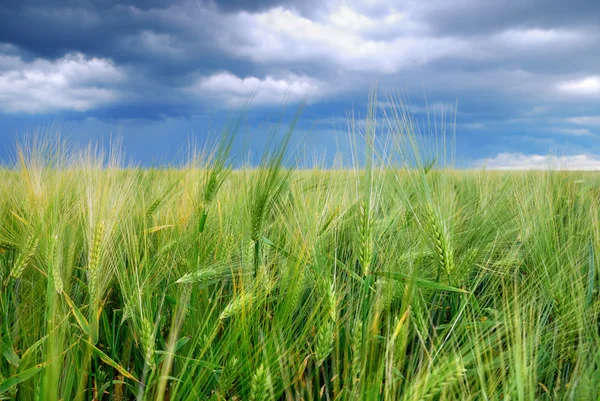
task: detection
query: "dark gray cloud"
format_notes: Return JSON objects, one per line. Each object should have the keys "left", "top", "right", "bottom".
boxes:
{"left": 0, "top": 1, "right": 179, "bottom": 58}
{"left": 212, "top": 0, "right": 289, "bottom": 13}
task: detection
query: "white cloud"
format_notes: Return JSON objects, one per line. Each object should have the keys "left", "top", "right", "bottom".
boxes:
{"left": 382, "top": 101, "right": 456, "bottom": 115}
{"left": 0, "top": 52, "right": 125, "bottom": 113}
{"left": 558, "top": 76, "right": 600, "bottom": 95}
{"left": 495, "top": 28, "right": 583, "bottom": 47}
{"left": 0, "top": 54, "right": 23, "bottom": 71}
{"left": 461, "top": 122, "right": 486, "bottom": 130}
{"left": 552, "top": 127, "right": 593, "bottom": 136}
{"left": 328, "top": 5, "right": 406, "bottom": 32}
{"left": 566, "top": 116, "right": 600, "bottom": 125}
{"left": 329, "top": 5, "right": 379, "bottom": 31}
{"left": 523, "top": 106, "right": 549, "bottom": 116}
{"left": 473, "top": 153, "right": 600, "bottom": 170}
{"left": 122, "top": 30, "right": 184, "bottom": 57}
{"left": 189, "top": 71, "right": 324, "bottom": 107}
{"left": 222, "top": 6, "right": 470, "bottom": 74}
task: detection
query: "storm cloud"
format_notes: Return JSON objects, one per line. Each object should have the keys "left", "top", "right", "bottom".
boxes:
{"left": 1, "top": 0, "right": 599, "bottom": 166}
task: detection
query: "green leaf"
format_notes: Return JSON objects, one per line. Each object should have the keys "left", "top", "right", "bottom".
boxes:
{"left": 156, "top": 336, "right": 191, "bottom": 364}
{"left": 63, "top": 292, "right": 90, "bottom": 337}
{"left": 174, "top": 336, "right": 190, "bottom": 352}
{"left": 260, "top": 236, "right": 276, "bottom": 248}
{"left": 0, "top": 363, "right": 47, "bottom": 393}
{"left": 20, "top": 334, "right": 49, "bottom": 367}
{"left": 587, "top": 240, "right": 596, "bottom": 307}
{"left": 261, "top": 235, "right": 298, "bottom": 261}
{"left": 318, "top": 206, "right": 341, "bottom": 236}
{"left": 198, "top": 209, "right": 208, "bottom": 234}
{"left": 372, "top": 270, "right": 468, "bottom": 293}
{"left": 83, "top": 339, "right": 139, "bottom": 383}
{"left": 335, "top": 258, "right": 366, "bottom": 285}
{"left": 2, "top": 347, "right": 20, "bottom": 367}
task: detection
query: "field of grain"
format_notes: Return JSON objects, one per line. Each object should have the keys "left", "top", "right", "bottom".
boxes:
{"left": 1, "top": 109, "right": 600, "bottom": 400}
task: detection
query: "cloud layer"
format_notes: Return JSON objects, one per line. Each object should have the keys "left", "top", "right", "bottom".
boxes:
{"left": 0, "top": 52, "right": 125, "bottom": 113}
{"left": 1, "top": 0, "right": 599, "bottom": 164}
{"left": 474, "top": 153, "right": 600, "bottom": 170}
{"left": 189, "top": 71, "right": 326, "bottom": 107}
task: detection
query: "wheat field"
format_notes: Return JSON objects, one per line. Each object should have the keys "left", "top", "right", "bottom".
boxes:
{"left": 1, "top": 103, "right": 600, "bottom": 400}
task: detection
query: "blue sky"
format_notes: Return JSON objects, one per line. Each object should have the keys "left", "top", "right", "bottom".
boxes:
{"left": 1, "top": 0, "right": 600, "bottom": 168}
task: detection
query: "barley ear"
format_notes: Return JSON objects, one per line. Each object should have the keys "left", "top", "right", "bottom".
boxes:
{"left": 88, "top": 220, "right": 105, "bottom": 305}
{"left": 219, "top": 292, "right": 253, "bottom": 320}
{"left": 249, "top": 364, "right": 273, "bottom": 401}
{"left": 139, "top": 316, "right": 156, "bottom": 368}
{"left": 87, "top": 220, "right": 105, "bottom": 344}
{"left": 351, "top": 319, "right": 363, "bottom": 396}
{"left": 47, "top": 233, "right": 63, "bottom": 294}
{"left": 316, "top": 283, "right": 337, "bottom": 367}
{"left": 10, "top": 234, "right": 39, "bottom": 280}
{"left": 357, "top": 200, "right": 374, "bottom": 276}
{"left": 217, "top": 356, "right": 239, "bottom": 399}
{"left": 315, "top": 321, "right": 335, "bottom": 367}
{"left": 426, "top": 203, "right": 454, "bottom": 276}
